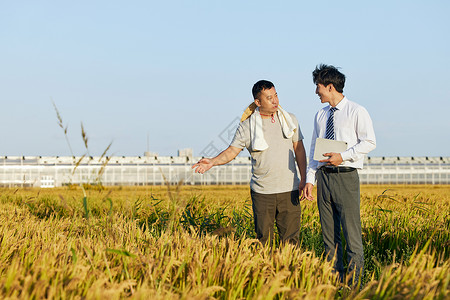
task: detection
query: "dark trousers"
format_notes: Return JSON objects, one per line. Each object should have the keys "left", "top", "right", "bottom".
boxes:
{"left": 250, "top": 189, "right": 301, "bottom": 246}
{"left": 317, "top": 168, "right": 364, "bottom": 285}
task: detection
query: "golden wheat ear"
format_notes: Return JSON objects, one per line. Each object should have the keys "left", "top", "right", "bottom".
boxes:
{"left": 240, "top": 102, "right": 257, "bottom": 122}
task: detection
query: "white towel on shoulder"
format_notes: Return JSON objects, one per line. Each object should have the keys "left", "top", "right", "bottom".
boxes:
{"left": 250, "top": 106, "right": 296, "bottom": 151}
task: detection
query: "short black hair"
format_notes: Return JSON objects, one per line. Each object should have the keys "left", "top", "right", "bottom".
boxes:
{"left": 252, "top": 80, "right": 274, "bottom": 99}
{"left": 312, "top": 64, "right": 345, "bottom": 93}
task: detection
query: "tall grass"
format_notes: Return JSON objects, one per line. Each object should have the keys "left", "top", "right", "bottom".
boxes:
{"left": 0, "top": 185, "right": 448, "bottom": 299}
{"left": 52, "top": 101, "right": 113, "bottom": 187}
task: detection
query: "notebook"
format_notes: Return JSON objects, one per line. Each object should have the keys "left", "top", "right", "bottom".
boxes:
{"left": 313, "top": 138, "right": 348, "bottom": 161}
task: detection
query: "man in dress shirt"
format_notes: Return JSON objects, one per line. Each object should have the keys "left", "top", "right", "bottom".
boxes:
{"left": 304, "top": 64, "right": 376, "bottom": 286}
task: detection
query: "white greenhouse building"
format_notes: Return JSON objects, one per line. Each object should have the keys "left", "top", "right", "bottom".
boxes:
{"left": 0, "top": 155, "right": 449, "bottom": 188}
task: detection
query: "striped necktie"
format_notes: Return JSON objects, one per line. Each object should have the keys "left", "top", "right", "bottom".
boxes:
{"left": 325, "top": 107, "right": 338, "bottom": 140}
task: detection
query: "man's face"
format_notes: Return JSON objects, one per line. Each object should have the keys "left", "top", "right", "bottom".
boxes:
{"left": 255, "top": 87, "right": 279, "bottom": 115}
{"left": 315, "top": 83, "right": 332, "bottom": 104}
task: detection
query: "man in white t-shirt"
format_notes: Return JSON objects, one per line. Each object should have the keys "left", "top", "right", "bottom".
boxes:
{"left": 193, "top": 80, "right": 307, "bottom": 245}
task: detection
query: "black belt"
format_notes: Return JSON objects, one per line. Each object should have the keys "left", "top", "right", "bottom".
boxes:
{"left": 321, "top": 166, "right": 356, "bottom": 173}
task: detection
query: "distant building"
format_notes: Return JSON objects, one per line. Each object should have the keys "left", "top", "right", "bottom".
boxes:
{"left": 144, "top": 151, "right": 158, "bottom": 157}
{"left": 178, "top": 148, "right": 193, "bottom": 158}
{"left": 0, "top": 155, "right": 448, "bottom": 187}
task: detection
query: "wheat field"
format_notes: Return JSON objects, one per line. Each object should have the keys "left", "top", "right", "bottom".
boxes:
{"left": 0, "top": 184, "right": 448, "bottom": 299}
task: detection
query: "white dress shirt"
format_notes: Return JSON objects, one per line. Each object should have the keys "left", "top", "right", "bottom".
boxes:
{"left": 306, "top": 97, "right": 376, "bottom": 184}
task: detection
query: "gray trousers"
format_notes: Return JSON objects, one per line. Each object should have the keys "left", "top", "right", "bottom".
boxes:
{"left": 250, "top": 189, "right": 301, "bottom": 246}
{"left": 317, "top": 168, "right": 364, "bottom": 285}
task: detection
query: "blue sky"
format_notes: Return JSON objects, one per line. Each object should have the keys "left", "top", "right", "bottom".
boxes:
{"left": 1, "top": 1, "right": 449, "bottom": 158}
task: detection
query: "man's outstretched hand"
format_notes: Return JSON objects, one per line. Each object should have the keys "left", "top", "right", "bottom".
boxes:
{"left": 192, "top": 158, "right": 214, "bottom": 174}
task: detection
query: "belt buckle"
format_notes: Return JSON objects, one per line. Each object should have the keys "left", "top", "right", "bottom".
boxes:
{"left": 323, "top": 166, "right": 336, "bottom": 173}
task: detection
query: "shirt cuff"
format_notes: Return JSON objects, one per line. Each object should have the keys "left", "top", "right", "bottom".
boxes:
{"left": 306, "top": 172, "right": 316, "bottom": 185}
{"left": 340, "top": 150, "right": 352, "bottom": 162}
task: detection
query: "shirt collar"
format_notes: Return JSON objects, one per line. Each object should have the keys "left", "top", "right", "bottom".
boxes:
{"left": 330, "top": 96, "right": 347, "bottom": 111}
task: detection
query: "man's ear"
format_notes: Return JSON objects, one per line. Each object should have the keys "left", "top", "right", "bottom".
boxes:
{"left": 326, "top": 84, "right": 335, "bottom": 92}
{"left": 254, "top": 99, "right": 261, "bottom": 107}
